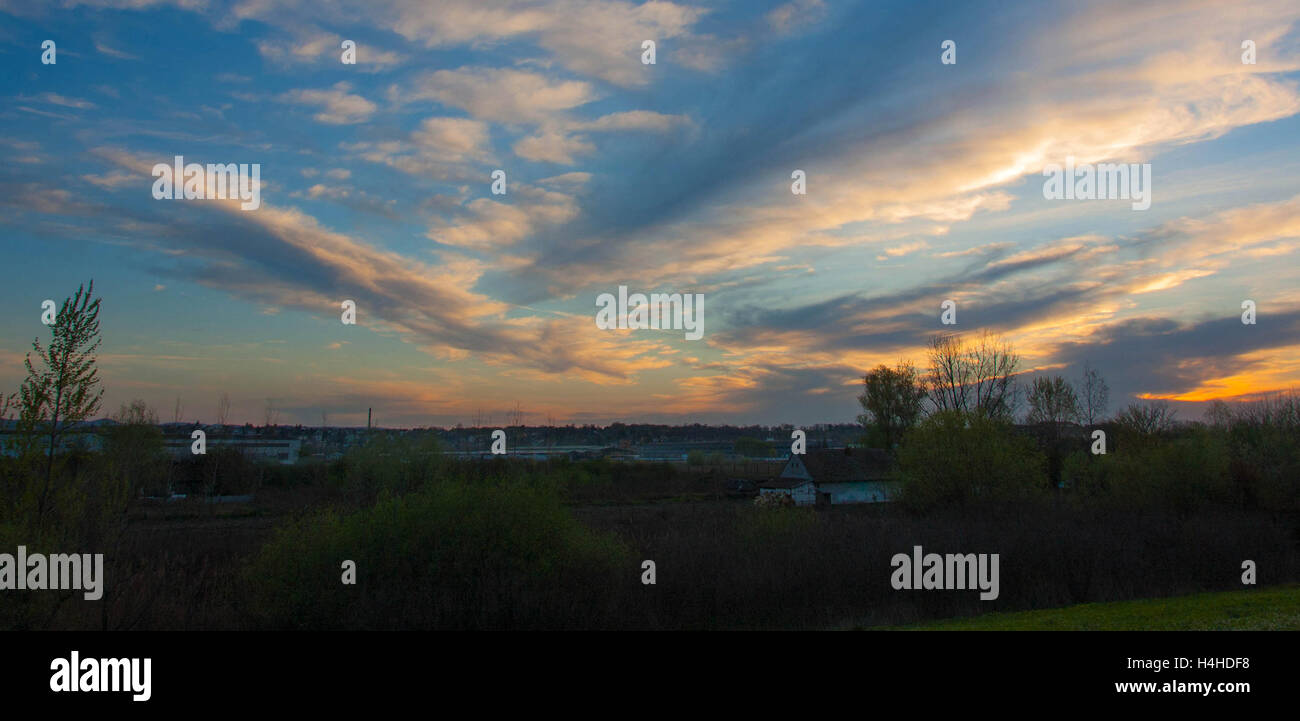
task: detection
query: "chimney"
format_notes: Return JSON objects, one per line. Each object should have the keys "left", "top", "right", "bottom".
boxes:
{"left": 367, "top": 408, "right": 372, "bottom": 430}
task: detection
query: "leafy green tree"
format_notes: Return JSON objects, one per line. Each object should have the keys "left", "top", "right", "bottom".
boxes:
{"left": 857, "top": 362, "right": 926, "bottom": 450}
{"left": 896, "top": 410, "right": 1046, "bottom": 511}
{"left": 19, "top": 281, "right": 103, "bottom": 520}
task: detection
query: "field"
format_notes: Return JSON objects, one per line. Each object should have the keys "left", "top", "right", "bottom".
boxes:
{"left": 6, "top": 451, "right": 1300, "bottom": 631}
{"left": 888, "top": 585, "right": 1300, "bottom": 630}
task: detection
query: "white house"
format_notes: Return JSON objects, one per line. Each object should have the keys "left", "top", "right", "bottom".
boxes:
{"left": 759, "top": 448, "right": 897, "bottom": 506}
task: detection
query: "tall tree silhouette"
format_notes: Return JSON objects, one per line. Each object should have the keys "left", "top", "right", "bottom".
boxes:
{"left": 20, "top": 281, "right": 103, "bottom": 518}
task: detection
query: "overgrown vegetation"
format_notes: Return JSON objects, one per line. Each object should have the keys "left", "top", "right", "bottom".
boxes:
{"left": 244, "top": 479, "right": 630, "bottom": 630}
{"left": 895, "top": 411, "right": 1045, "bottom": 510}
{"left": 2, "top": 288, "right": 1297, "bottom": 630}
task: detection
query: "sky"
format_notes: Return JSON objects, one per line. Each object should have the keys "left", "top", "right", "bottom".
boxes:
{"left": 1, "top": 0, "right": 1299, "bottom": 428}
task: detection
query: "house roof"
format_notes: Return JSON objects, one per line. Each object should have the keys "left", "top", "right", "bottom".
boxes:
{"left": 758, "top": 477, "right": 815, "bottom": 490}
{"left": 783, "top": 447, "right": 892, "bottom": 482}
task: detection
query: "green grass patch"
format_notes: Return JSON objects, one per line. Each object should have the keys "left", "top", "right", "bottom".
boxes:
{"left": 888, "top": 585, "right": 1300, "bottom": 630}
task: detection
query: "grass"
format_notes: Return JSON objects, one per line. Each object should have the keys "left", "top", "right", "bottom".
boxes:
{"left": 888, "top": 585, "right": 1300, "bottom": 630}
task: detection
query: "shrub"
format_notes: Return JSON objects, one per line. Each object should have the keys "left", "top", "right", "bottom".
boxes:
{"left": 328, "top": 433, "right": 444, "bottom": 503}
{"left": 896, "top": 411, "right": 1047, "bottom": 511}
{"left": 243, "top": 479, "right": 629, "bottom": 629}
{"left": 1063, "top": 429, "right": 1232, "bottom": 512}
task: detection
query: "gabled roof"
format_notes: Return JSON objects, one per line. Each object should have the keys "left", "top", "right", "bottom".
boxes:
{"left": 782, "top": 447, "right": 892, "bottom": 482}
{"left": 758, "top": 477, "right": 816, "bottom": 490}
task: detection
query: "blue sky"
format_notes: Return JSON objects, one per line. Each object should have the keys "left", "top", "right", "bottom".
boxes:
{"left": 2, "top": 0, "right": 1300, "bottom": 427}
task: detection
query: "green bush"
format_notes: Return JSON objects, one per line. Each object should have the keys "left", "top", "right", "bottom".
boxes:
{"left": 243, "top": 479, "right": 629, "bottom": 629}
{"left": 328, "top": 433, "right": 444, "bottom": 503}
{"left": 896, "top": 411, "right": 1046, "bottom": 511}
{"left": 1226, "top": 414, "right": 1300, "bottom": 511}
{"left": 1063, "top": 429, "right": 1233, "bottom": 512}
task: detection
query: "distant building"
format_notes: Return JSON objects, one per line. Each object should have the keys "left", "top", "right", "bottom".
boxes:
{"left": 633, "top": 441, "right": 732, "bottom": 461}
{"left": 758, "top": 448, "right": 897, "bottom": 506}
{"left": 163, "top": 436, "right": 301, "bottom": 464}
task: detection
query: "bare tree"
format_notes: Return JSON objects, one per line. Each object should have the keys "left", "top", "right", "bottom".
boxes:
{"left": 1238, "top": 391, "right": 1300, "bottom": 428}
{"left": 969, "top": 332, "right": 1020, "bottom": 418}
{"left": 216, "top": 392, "right": 231, "bottom": 427}
{"left": 927, "top": 334, "right": 970, "bottom": 414}
{"left": 20, "top": 281, "right": 103, "bottom": 517}
{"left": 926, "top": 331, "right": 1020, "bottom": 419}
{"left": 1080, "top": 362, "right": 1110, "bottom": 425}
{"left": 1025, "top": 375, "right": 1082, "bottom": 489}
{"left": 1026, "top": 375, "right": 1081, "bottom": 426}
{"left": 1205, "top": 399, "right": 1233, "bottom": 428}
{"left": 1115, "top": 401, "right": 1177, "bottom": 436}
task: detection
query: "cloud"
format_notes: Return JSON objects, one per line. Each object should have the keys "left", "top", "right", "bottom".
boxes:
{"left": 81, "top": 170, "right": 138, "bottom": 189}
{"left": 410, "top": 117, "right": 493, "bottom": 161}
{"left": 766, "top": 0, "right": 827, "bottom": 35}
{"left": 536, "top": 172, "right": 592, "bottom": 187}
{"left": 1049, "top": 310, "right": 1300, "bottom": 403}
{"left": 491, "top": 0, "right": 1300, "bottom": 302}
{"left": 512, "top": 130, "right": 594, "bottom": 164}
{"left": 77, "top": 148, "right": 663, "bottom": 383}
{"left": 30, "top": 92, "right": 96, "bottom": 109}
{"left": 94, "top": 40, "right": 139, "bottom": 60}
{"left": 378, "top": 0, "right": 708, "bottom": 86}
{"left": 279, "top": 82, "right": 377, "bottom": 124}
{"left": 341, "top": 117, "right": 493, "bottom": 180}
{"left": 256, "top": 28, "right": 405, "bottom": 70}
{"left": 572, "top": 110, "right": 691, "bottom": 133}
{"left": 13, "top": 0, "right": 1300, "bottom": 425}
{"left": 427, "top": 183, "right": 581, "bottom": 249}
{"left": 255, "top": 29, "right": 340, "bottom": 65}
{"left": 395, "top": 67, "right": 596, "bottom": 123}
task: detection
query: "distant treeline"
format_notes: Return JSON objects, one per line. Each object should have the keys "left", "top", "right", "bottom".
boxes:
{"left": 856, "top": 332, "right": 1299, "bottom": 513}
